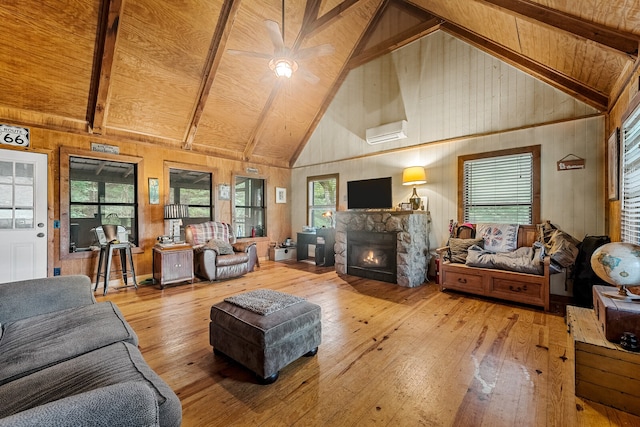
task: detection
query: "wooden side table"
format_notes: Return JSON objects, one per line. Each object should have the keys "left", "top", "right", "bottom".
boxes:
{"left": 153, "top": 244, "right": 194, "bottom": 289}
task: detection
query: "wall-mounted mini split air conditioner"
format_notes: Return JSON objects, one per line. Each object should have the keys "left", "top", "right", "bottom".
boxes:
{"left": 365, "top": 120, "right": 408, "bottom": 145}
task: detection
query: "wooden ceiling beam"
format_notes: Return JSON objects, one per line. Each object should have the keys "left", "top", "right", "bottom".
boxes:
{"left": 88, "top": 0, "right": 124, "bottom": 135}
{"left": 289, "top": 0, "right": 389, "bottom": 167}
{"left": 441, "top": 22, "right": 608, "bottom": 111}
{"left": 348, "top": 17, "right": 441, "bottom": 69}
{"left": 303, "top": 0, "right": 362, "bottom": 40}
{"left": 477, "top": 0, "right": 639, "bottom": 59}
{"left": 183, "top": 0, "right": 241, "bottom": 150}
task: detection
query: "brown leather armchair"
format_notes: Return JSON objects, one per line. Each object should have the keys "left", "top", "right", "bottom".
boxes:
{"left": 184, "top": 222, "right": 258, "bottom": 281}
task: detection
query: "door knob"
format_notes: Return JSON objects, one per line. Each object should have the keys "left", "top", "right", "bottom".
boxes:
{"left": 37, "top": 232, "right": 45, "bottom": 237}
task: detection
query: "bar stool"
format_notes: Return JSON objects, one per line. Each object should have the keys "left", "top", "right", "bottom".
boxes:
{"left": 93, "top": 226, "right": 138, "bottom": 296}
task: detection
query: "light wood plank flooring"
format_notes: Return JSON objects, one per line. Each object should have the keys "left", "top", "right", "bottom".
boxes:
{"left": 96, "top": 260, "right": 640, "bottom": 426}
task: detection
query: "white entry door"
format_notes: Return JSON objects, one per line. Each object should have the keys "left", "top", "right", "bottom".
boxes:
{"left": 0, "top": 149, "right": 48, "bottom": 283}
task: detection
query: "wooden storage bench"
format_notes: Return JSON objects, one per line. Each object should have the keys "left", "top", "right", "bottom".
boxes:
{"left": 436, "top": 225, "right": 550, "bottom": 311}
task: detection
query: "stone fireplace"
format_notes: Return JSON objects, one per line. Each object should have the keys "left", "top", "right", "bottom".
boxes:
{"left": 335, "top": 211, "right": 430, "bottom": 287}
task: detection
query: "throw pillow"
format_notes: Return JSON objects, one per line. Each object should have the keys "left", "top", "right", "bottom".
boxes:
{"left": 209, "top": 238, "right": 234, "bottom": 255}
{"left": 477, "top": 223, "right": 519, "bottom": 253}
{"left": 449, "top": 237, "right": 484, "bottom": 263}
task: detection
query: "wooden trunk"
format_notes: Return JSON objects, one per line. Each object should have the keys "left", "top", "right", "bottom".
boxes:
{"left": 592, "top": 285, "right": 640, "bottom": 343}
{"left": 567, "top": 306, "right": 640, "bottom": 416}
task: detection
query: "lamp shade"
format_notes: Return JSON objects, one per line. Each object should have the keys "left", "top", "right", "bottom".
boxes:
{"left": 402, "top": 166, "right": 427, "bottom": 186}
{"left": 164, "top": 204, "right": 189, "bottom": 219}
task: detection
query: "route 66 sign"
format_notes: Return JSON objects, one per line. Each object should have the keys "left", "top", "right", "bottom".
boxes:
{"left": 0, "top": 124, "right": 30, "bottom": 147}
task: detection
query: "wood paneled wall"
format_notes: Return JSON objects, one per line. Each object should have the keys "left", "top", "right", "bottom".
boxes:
{"left": 296, "top": 31, "right": 599, "bottom": 168}
{"left": 2, "top": 128, "right": 291, "bottom": 279}
{"left": 292, "top": 30, "right": 605, "bottom": 254}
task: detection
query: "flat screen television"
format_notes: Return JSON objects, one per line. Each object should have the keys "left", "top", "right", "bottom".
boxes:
{"left": 347, "top": 177, "right": 393, "bottom": 209}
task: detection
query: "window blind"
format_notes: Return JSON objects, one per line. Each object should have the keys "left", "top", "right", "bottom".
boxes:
{"left": 463, "top": 153, "right": 533, "bottom": 224}
{"left": 622, "top": 105, "right": 640, "bottom": 244}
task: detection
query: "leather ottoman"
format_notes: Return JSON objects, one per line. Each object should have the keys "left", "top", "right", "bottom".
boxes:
{"left": 210, "top": 289, "right": 321, "bottom": 384}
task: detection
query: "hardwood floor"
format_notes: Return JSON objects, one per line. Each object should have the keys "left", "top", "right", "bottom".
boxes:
{"left": 97, "top": 261, "right": 640, "bottom": 426}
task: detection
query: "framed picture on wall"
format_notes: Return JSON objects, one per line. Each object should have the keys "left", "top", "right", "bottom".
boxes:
{"left": 608, "top": 128, "right": 620, "bottom": 201}
{"left": 276, "top": 187, "right": 287, "bottom": 204}
{"left": 218, "top": 183, "right": 231, "bottom": 200}
{"left": 148, "top": 178, "right": 159, "bottom": 205}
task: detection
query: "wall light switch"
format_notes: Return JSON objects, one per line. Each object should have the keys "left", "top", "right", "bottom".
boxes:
{"left": 53, "top": 267, "right": 61, "bottom": 276}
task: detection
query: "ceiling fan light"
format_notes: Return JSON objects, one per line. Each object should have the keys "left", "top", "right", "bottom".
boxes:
{"left": 269, "top": 58, "right": 298, "bottom": 78}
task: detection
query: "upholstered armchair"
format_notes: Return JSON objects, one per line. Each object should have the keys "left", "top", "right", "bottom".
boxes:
{"left": 184, "top": 222, "right": 258, "bottom": 281}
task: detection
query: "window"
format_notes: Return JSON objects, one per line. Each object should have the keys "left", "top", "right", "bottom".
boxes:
{"left": 307, "top": 174, "right": 338, "bottom": 228}
{"left": 459, "top": 145, "right": 540, "bottom": 224}
{"left": 65, "top": 154, "right": 139, "bottom": 253}
{"left": 234, "top": 176, "right": 265, "bottom": 238}
{"left": 622, "top": 104, "right": 640, "bottom": 243}
{"left": 169, "top": 167, "right": 212, "bottom": 226}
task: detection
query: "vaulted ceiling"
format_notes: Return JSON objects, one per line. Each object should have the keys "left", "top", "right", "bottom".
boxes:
{"left": 0, "top": 0, "right": 638, "bottom": 168}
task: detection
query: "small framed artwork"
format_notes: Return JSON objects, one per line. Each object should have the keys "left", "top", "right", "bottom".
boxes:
{"left": 148, "top": 178, "right": 159, "bottom": 205}
{"left": 607, "top": 128, "right": 620, "bottom": 201}
{"left": 218, "top": 183, "right": 231, "bottom": 200}
{"left": 276, "top": 187, "right": 287, "bottom": 204}
{"left": 400, "top": 202, "right": 412, "bottom": 211}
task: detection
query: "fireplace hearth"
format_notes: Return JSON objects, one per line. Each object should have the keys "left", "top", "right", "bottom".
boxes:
{"left": 347, "top": 230, "right": 397, "bottom": 283}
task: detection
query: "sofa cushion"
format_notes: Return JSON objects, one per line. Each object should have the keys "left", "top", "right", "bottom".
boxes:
{"left": 0, "top": 382, "right": 160, "bottom": 427}
{"left": 448, "top": 238, "right": 484, "bottom": 263}
{"left": 0, "top": 341, "right": 181, "bottom": 427}
{"left": 0, "top": 302, "right": 138, "bottom": 385}
{"left": 216, "top": 252, "right": 249, "bottom": 267}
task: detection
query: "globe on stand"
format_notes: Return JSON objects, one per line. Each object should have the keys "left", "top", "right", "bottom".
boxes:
{"left": 590, "top": 242, "right": 640, "bottom": 301}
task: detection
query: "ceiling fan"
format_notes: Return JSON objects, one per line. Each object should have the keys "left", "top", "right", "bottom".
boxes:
{"left": 227, "top": 1, "right": 334, "bottom": 84}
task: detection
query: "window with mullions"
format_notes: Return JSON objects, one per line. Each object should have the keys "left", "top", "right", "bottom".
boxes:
{"left": 169, "top": 168, "right": 212, "bottom": 226}
{"left": 307, "top": 174, "right": 338, "bottom": 228}
{"left": 622, "top": 104, "right": 640, "bottom": 244}
{"left": 234, "top": 176, "right": 265, "bottom": 238}
{"left": 69, "top": 156, "right": 138, "bottom": 251}
{"left": 459, "top": 145, "right": 540, "bottom": 224}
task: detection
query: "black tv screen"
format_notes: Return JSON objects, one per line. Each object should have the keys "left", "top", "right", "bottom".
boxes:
{"left": 347, "top": 177, "right": 393, "bottom": 209}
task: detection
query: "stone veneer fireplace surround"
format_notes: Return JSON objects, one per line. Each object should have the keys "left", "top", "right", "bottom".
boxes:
{"left": 334, "top": 210, "right": 430, "bottom": 287}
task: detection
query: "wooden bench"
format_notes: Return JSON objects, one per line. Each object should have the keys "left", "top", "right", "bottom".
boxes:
{"left": 436, "top": 225, "right": 550, "bottom": 311}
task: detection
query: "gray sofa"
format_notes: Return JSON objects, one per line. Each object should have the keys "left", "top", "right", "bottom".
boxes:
{"left": 0, "top": 275, "right": 182, "bottom": 427}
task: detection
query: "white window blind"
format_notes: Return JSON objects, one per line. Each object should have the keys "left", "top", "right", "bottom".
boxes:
{"left": 622, "top": 105, "right": 640, "bottom": 244}
{"left": 463, "top": 153, "right": 533, "bottom": 224}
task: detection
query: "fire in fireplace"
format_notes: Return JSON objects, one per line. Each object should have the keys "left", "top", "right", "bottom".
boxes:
{"left": 347, "top": 230, "right": 397, "bottom": 283}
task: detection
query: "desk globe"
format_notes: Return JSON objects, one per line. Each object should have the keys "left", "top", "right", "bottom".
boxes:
{"left": 590, "top": 242, "right": 640, "bottom": 301}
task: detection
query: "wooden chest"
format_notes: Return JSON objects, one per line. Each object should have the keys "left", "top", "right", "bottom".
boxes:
{"left": 592, "top": 285, "right": 640, "bottom": 343}
{"left": 567, "top": 306, "right": 640, "bottom": 416}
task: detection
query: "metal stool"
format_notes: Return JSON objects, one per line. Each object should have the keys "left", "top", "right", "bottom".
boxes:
{"left": 95, "top": 241, "right": 137, "bottom": 296}
{"left": 92, "top": 225, "right": 138, "bottom": 295}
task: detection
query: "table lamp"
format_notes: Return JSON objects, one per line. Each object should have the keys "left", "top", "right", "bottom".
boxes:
{"left": 164, "top": 204, "right": 189, "bottom": 243}
{"left": 402, "top": 166, "right": 427, "bottom": 210}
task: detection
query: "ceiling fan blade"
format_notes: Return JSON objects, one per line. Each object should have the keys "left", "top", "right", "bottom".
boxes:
{"left": 227, "top": 49, "right": 272, "bottom": 60}
{"left": 265, "top": 20, "right": 285, "bottom": 52}
{"left": 298, "top": 67, "right": 320, "bottom": 85}
{"left": 294, "top": 44, "right": 335, "bottom": 61}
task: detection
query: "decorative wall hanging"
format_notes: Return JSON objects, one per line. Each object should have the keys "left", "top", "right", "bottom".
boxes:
{"left": 556, "top": 154, "right": 585, "bottom": 171}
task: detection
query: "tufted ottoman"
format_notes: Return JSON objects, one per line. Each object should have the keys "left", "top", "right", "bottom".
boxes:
{"left": 210, "top": 289, "right": 321, "bottom": 384}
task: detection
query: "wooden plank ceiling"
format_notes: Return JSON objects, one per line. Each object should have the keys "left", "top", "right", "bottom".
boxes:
{"left": 0, "top": 0, "right": 638, "bottom": 168}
